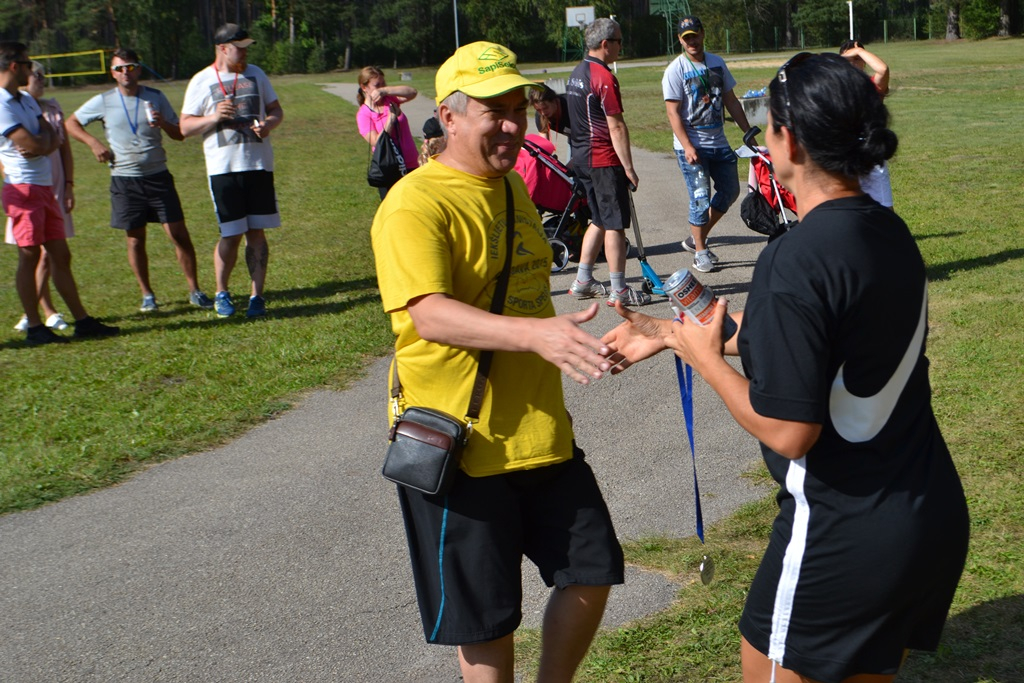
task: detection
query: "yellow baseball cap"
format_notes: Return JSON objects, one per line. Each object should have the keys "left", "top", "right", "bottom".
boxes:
{"left": 435, "top": 41, "right": 540, "bottom": 106}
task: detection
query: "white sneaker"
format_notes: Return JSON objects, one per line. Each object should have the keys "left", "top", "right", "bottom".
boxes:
{"left": 693, "top": 251, "right": 716, "bottom": 273}
{"left": 14, "top": 315, "right": 29, "bottom": 332}
{"left": 682, "top": 236, "right": 719, "bottom": 263}
{"left": 568, "top": 279, "right": 608, "bottom": 299}
{"left": 45, "top": 313, "right": 69, "bottom": 330}
{"left": 606, "top": 285, "right": 651, "bottom": 307}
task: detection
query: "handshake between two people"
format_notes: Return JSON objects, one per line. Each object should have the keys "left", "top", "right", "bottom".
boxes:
{"left": 542, "top": 299, "right": 737, "bottom": 386}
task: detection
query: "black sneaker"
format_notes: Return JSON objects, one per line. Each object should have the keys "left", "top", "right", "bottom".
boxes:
{"left": 26, "top": 324, "right": 70, "bottom": 345}
{"left": 73, "top": 316, "right": 120, "bottom": 339}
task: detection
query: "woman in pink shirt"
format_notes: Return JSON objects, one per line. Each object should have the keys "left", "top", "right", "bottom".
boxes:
{"left": 356, "top": 67, "right": 418, "bottom": 199}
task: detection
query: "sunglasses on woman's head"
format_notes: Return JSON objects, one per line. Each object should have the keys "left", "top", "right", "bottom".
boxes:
{"left": 112, "top": 63, "right": 140, "bottom": 73}
{"left": 776, "top": 52, "right": 812, "bottom": 135}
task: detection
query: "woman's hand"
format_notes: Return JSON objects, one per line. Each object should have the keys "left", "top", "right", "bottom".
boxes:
{"left": 369, "top": 87, "right": 388, "bottom": 107}
{"left": 600, "top": 302, "right": 674, "bottom": 373}
{"left": 670, "top": 298, "right": 729, "bottom": 370}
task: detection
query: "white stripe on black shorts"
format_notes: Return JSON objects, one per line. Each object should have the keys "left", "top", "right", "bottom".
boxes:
{"left": 208, "top": 170, "right": 280, "bottom": 237}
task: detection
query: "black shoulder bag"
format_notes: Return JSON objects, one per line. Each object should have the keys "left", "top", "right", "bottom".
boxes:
{"left": 381, "top": 179, "right": 515, "bottom": 496}
{"left": 367, "top": 127, "right": 407, "bottom": 189}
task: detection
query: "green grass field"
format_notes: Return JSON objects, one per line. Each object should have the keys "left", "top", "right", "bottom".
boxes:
{"left": 2, "top": 38, "right": 1022, "bottom": 682}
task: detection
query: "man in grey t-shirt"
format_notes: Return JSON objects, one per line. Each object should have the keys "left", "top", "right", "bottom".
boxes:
{"left": 662, "top": 16, "right": 751, "bottom": 273}
{"left": 67, "top": 47, "right": 213, "bottom": 312}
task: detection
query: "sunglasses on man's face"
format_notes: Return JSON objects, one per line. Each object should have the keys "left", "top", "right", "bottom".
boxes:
{"left": 112, "top": 63, "right": 140, "bottom": 73}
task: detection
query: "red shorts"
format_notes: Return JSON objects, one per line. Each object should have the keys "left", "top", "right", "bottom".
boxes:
{"left": 2, "top": 183, "right": 67, "bottom": 247}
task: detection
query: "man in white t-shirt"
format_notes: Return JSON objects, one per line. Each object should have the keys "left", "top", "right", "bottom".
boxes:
{"left": 663, "top": 16, "right": 752, "bottom": 273}
{"left": 1, "top": 41, "right": 118, "bottom": 344}
{"left": 180, "top": 24, "right": 284, "bottom": 318}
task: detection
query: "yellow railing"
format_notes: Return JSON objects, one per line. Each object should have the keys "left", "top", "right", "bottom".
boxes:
{"left": 31, "top": 49, "right": 108, "bottom": 78}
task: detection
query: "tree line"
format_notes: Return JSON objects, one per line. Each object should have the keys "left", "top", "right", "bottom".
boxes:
{"left": 1, "top": 0, "right": 1020, "bottom": 82}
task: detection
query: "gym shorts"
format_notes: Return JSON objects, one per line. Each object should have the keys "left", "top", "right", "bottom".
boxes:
{"left": 110, "top": 170, "right": 185, "bottom": 230}
{"left": 397, "top": 445, "right": 625, "bottom": 645}
{"left": 208, "top": 170, "right": 281, "bottom": 238}
{"left": 574, "top": 164, "right": 631, "bottom": 230}
{"left": 2, "top": 183, "right": 66, "bottom": 247}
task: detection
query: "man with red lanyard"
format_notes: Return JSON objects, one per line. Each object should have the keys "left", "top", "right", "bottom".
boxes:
{"left": 566, "top": 17, "right": 649, "bottom": 307}
{"left": 0, "top": 41, "right": 119, "bottom": 344}
{"left": 180, "top": 24, "right": 284, "bottom": 319}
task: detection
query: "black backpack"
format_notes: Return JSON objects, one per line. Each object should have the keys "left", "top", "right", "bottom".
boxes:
{"left": 740, "top": 186, "right": 796, "bottom": 241}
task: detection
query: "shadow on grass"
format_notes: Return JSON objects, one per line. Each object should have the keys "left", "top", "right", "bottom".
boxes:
{"left": 914, "top": 231, "right": 966, "bottom": 241}
{"left": 900, "top": 594, "right": 1024, "bottom": 682}
{"left": 927, "top": 248, "right": 1024, "bottom": 282}
{"left": 0, "top": 277, "right": 383, "bottom": 349}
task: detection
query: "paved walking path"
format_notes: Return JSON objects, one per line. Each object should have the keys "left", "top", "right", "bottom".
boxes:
{"left": 0, "top": 78, "right": 772, "bottom": 682}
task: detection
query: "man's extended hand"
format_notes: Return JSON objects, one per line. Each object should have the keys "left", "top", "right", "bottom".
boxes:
{"left": 530, "top": 303, "right": 613, "bottom": 385}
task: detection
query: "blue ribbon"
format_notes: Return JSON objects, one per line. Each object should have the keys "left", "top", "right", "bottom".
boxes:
{"left": 674, "top": 355, "right": 705, "bottom": 544}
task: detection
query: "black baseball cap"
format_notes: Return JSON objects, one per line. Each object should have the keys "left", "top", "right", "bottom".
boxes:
{"left": 678, "top": 16, "right": 704, "bottom": 36}
{"left": 422, "top": 117, "right": 444, "bottom": 140}
{"left": 215, "top": 24, "right": 255, "bottom": 47}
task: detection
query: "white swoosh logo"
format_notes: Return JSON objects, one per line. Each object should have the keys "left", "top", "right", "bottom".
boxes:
{"left": 829, "top": 283, "right": 928, "bottom": 443}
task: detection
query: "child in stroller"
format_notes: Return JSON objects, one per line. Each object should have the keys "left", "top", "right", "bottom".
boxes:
{"left": 514, "top": 134, "right": 590, "bottom": 271}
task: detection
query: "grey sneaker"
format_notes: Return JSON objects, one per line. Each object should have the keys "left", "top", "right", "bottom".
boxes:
{"left": 190, "top": 290, "right": 215, "bottom": 309}
{"left": 214, "top": 291, "right": 235, "bottom": 318}
{"left": 140, "top": 294, "right": 159, "bottom": 312}
{"left": 693, "top": 251, "right": 716, "bottom": 273}
{"left": 606, "top": 285, "right": 651, "bottom": 307}
{"left": 682, "top": 236, "right": 719, "bottom": 263}
{"left": 45, "top": 313, "right": 69, "bottom": 330}
{"left": 568, "top": 279, "right": 608, "bottom": 299}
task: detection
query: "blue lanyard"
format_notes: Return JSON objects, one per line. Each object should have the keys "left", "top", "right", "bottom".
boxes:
{"left": 674, "top": 355, "right": 704, "bottom": 543}
{"left": 117, "top": 89, "right": 140, "bottom": 137}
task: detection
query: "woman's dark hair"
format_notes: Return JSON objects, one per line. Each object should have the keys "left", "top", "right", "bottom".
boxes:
{"left": 838, "top": 39, "right": 861, "bottom": 55}
{"left": 768, "top": 53, "right": 897, "bottom": 177}
{"left": 528, "top": 84, "right": 559, "bottom": 133}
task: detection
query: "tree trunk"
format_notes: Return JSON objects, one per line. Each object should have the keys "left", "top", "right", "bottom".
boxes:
{"left": 106, "top": 1, "right": 120, "bottom": 48}
{"left": 786, "top": 1, "right": 796, "bottom": 49}
{"left": 998, "top": 0, "right": 1011, "bottom": 36}
{"left": 945, "top": 6, "right": 961, "bottom": 40}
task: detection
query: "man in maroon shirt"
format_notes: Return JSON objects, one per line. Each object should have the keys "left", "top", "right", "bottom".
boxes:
{"left": 565, "top": 18, "right": 648, "bottom": 307}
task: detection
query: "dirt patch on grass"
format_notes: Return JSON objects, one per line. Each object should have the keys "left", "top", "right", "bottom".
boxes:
{"left": 727, "top": 58, "right": 786, "bottom": 69}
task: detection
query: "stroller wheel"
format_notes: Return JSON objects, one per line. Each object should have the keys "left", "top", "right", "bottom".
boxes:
{"left": 549, "top": 239, "right": 571, "bottom": 272}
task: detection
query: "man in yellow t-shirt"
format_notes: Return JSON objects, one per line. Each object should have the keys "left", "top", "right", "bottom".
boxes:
{"left": 371, "top": 41, "right": 624, "bottom": 682}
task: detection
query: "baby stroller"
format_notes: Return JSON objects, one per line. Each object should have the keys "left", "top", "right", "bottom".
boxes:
{"left": 515, "top": 135, "right": 590, "bottom": 271}
{"left": 737, "top": 127, "right": 798, "bottom": 242}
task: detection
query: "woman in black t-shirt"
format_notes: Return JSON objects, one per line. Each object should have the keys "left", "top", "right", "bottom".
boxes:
{"left": 602, "top": 53, "right": 968, "bottom": 683}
